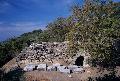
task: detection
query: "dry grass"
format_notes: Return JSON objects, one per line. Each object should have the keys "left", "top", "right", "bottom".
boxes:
{"left": 24, "top": 67, "right": 112, "bottom": 81}
{"left": 3, "top": 58, "right": 120, "bottom": 81}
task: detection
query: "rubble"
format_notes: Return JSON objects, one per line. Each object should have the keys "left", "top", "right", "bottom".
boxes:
{"left": 17, "top": 41, "right": 91, "bottom": 74}
{"left": 17, "top": 42, "right": 70, "bottom": 64}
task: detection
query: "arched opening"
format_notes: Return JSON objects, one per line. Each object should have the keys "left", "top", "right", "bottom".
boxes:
{"left": 75, "top": 56, "right": 84, "bottom": 66}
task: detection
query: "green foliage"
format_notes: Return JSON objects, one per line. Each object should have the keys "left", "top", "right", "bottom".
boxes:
{"left": 0, "top": 29, "right": 43, "bottom": 67}
{"left": 67, "top": 0, "right": 120, "bottom": 67}
{"left": 0, "top": 18, "right": 69, "bottom": 67}
{"left": 3, "top": 68, "right": 25, "bottom": 81}
{"left": 66, "top": 26, "right": 80, "bottom": 56}
{"left": 0, "top": 68, "right": 4, "bottom": 81}
{"left": 45, "top": 17, "right": 69, "bottom": 42}
{"left": 88, "top": 70, "right": 120, "bottom": 81}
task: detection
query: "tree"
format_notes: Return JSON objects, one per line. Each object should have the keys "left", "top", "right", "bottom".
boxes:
{"left": 46, "top": 17, "right": 69, "bottom": 42}
{"left": 66, "top": 0, "right": 120, "bottom": 67}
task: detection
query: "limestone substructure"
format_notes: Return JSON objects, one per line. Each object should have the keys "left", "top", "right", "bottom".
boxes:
{"left": 23, "top": 63, "right": 85, "bottom": 74}
{"left": 16, "top": 42, "right": 90, "bottom": 69}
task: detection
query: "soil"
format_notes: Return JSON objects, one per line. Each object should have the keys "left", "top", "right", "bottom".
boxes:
{"left": 2, "top": 58, "right": 120, "bottom": 81}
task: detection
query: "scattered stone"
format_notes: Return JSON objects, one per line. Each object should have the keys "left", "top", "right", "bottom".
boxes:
{"left": 86, "top": 70, "right": 91, "bottom": 74}
{"left": 17, "top": 41, "right": 90, "bottom": 74}
{"left": 68, "top": 75, "right": 72, "bottom": 78}
{"left": 83, "top": 64, "right": 90, "bottom": 68}
{"left": 16, "top": 42, "right": 72, "bottom": 64}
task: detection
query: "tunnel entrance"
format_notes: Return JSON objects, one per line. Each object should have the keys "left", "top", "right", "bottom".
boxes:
{"left": 75, "top": 56, "right": 84, "bottom": 66}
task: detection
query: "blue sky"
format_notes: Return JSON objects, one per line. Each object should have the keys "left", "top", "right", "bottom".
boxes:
{"left": 0, "top": 0, "right": 83, "bottom": 41}
{"left": 0, "top": 0, "right": 119, "bottom": 41}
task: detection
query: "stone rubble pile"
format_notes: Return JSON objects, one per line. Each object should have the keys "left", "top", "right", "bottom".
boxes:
{"left": 17, "top": 42, "right": 72, "bottom": 64}
{"left": 16, "top": 41, "right": 90, "bottom": 74}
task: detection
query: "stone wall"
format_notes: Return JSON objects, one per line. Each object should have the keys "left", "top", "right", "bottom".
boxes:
{"left": 16, "top": 42, "right": 90, "bottom": 67}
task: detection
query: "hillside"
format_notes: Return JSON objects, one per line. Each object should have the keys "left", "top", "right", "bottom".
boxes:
{"left": 2, "top": 42, "right": 120, "bottom": 81}
{"left": 0, "top": 0, "right": 120, "bottom": 81}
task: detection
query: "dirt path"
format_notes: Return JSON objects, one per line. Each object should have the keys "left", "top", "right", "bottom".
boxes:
{"left": 3, "top": 58, "right": 119, "bottom": 81}
{"left": 2, "top": 58, "right": 17, "bottom": 72}
{"left": 24, "top": 67, "right": 112, "bottom": 81}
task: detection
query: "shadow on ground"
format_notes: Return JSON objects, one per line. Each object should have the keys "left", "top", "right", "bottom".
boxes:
{"left": 2, "top": 68, "right": 25, "bottom": 81}
{"left": 88, "top": 71, "right": 120, "bottom": 81}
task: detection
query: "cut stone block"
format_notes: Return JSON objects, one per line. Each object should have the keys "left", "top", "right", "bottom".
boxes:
{"left": 52, "top": 63, "right": 61, "bottom": 67}
{"left": 47, "top": 66, "right": 57, "bottom": 71}
{"left": 68, "top": 65, "right": 78, "bottom": 70}
{"left": 37, "top": 64, "right": 47, "bottom": 71}
{"left": 57, "top": 66, "right": 66, "bottom": 71}
{"left": 23, "top": 64, "right": 36, "bottom": 71}
{"left": 73, "top": 68, "right": 84, "bottom": 73}
{"left": 59, "top": 68, "right": 71, "bottom": 74}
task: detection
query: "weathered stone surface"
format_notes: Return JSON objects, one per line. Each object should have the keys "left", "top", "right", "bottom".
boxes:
{"left": 59, "top": 68, "right": 71, "bottom": 74}
{"left": 47, "top": 66, "right": 57, "bottom": 71}
{"left": 37, "top": 64, "right": 47, "bottom": 71}
{"left": 73, "top": 68, "right": 84, "bottom": 73}
{"left": 68, "top": 65, "right": 78, "bottom": 70}
{"left": 17, "top": 41, "right": 90, "bottom": 70}
{"left": 52, "top": 63, "right": 61, "bottom": 67}
{"left": 57, "top": 65, "right": 66, "bottom": 71}
{"left": 23, "top": 64, "right": 36, "bottom": 71}
{"left": 17, "top": 42, "right": 71, "bottom": 64}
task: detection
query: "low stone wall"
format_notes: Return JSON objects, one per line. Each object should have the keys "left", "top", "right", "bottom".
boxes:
{"left": 23, "top": 63, "right": 86, "bottom": 74}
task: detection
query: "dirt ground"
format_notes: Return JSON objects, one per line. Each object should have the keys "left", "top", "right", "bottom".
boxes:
{"left": 2, "top": 58, "right": 17, "bottom": 73}
{"left": 24, "top": 67, "right": 113, "bottom": 81}
{"left": 2, "top": 58, "right": 120, "bottom": 81}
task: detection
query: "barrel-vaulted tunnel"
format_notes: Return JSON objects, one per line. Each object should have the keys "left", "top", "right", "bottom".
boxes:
{"left": 75, "top": 56, "right": 84, "bottom": 66}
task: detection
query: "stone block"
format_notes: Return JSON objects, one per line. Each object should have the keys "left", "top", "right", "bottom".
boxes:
{"left": 23, "top": 64, "right": 36, "bottom": 71}
{"left": 68, "top": 65, "right": 78, "bottom": 70}
{"left": 59, "top": 68, "right": 71, "bottom": 74}
{"left": 52, "top": 63, "right": 61, "bottom": 67}
{"left": 73, "top": 68, "right": 84, "bottom": 73}
{"left": 57, "top": 65, "right": 66, "bottom": 71}
{"left": 47, "top": 66, "right": 57, "bottom": 71}
{"left": 37, "top": 64, "right": 47, "bottom": 71}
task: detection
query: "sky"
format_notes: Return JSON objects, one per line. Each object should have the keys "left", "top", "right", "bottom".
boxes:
{"left": 0, "top": 0, "right": 119, "bottom": 41}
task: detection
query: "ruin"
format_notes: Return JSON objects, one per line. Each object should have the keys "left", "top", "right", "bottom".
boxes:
{"left": 16, "top": 42, "right": 90, "bottom": 73}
